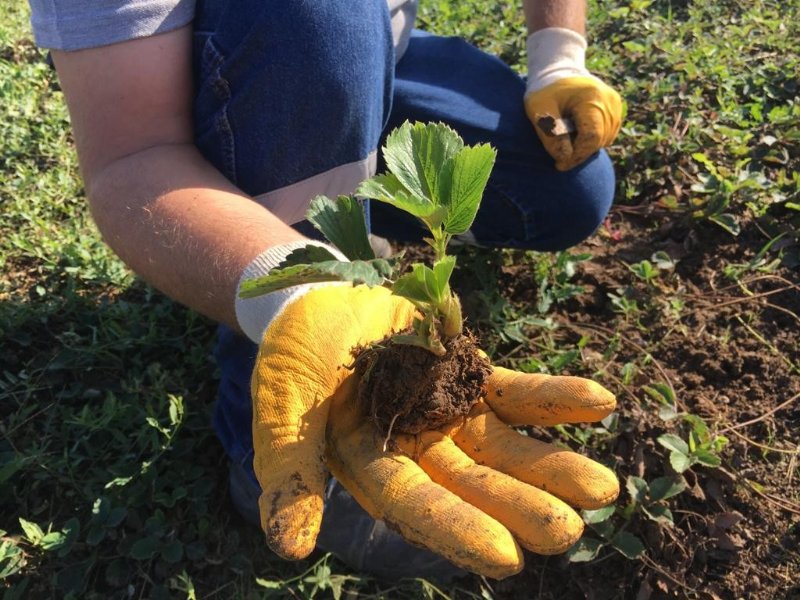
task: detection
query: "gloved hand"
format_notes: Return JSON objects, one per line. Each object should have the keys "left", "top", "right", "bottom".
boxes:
{"left": 249, "top": 282, "right": 619, "bottom": 578}
{"left": 250, "top": 285, "right": 417, "bottom": 560}
{"left": 524, "top": 27, "right": 623, "bottom": 171}
{"left": 326, "top": 357, "right": 619, "bottom": 579}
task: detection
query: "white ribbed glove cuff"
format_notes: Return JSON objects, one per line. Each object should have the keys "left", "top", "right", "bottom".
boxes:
{"left": 526, "top": 27, "right": 591, "bottom": 94}
{"left": 234, "top": 241, "right": 347, "bottom": 343}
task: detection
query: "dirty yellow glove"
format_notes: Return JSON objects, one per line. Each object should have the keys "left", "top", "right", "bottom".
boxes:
{"left": 325, "top": 360, "right": 619, "bottom": 579}
{"left": 249, "top": 279, "right": 619, "bottom": 576}
{"left": 249, "top": 285, "right": 417, "bottom": 560}
{"left": 524, "top": 28, "right": 623, "bottom": 171}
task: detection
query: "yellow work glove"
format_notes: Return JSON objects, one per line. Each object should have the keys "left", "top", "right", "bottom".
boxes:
{"left": 247, "top": 280, "right": 619, "bottom": 578}
{"left": 249, "top": 285, "right": 417, "bottom": 560}
{"left": 524, "top": 28, "right": 623, "bottom": 171}
{"left": 326, "top": 357, "right": 619, "bottom": 579}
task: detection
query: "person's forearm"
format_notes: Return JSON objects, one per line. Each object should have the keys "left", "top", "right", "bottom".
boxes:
{"left": 86, "top": 142, "right": 306, "bottom": 331}
{"left": 524, "top": 0, "right": 586, "bottom": 35}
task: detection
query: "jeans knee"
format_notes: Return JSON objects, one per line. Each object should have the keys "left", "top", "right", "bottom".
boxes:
{"left": 532, "top": 150, "right": 615, "bottom": 251}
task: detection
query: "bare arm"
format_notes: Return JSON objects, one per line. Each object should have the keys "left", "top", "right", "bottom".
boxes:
{"left": 524, "top": 0, "right": 586, "bottom": 35}
{"left": 51, "top": 26, "right": 306, "bottom": 332}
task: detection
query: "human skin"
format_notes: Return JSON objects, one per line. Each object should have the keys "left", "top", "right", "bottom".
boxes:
{"left": 525, "top": 0, "right": 586, "bottom": 35}
{"left": 51, "top": 27, "right": 305, "bottom": 333}
{"left": 50, "top": 0, "right": 588, "bottom": 333}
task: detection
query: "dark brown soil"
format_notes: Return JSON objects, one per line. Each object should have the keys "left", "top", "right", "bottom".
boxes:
{"left": 409, "top": 204, "right": 799, "bottom": 599}
{"left": 353, "top": 330, "right": 492, "bottom": 435}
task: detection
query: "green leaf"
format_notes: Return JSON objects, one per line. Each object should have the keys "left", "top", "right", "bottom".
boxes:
{"left": 642, "top": 504, "right": 675, "bottom": 526}
{"left": 626, "top": 476, "right": 648, "bottom": 504}
{"left": 356, "top": 173, "right": 442, "bottom": 222}
{"left": 694, "top": 449, "right": 722, "bottom": 467}
{"left": 590, "top": 518, "right": 616, "bottom": 540}
{"left": 168, "top": 394, "right": 183, "bottom": 427}
{"left": 393, "top": 263, "right": 444, "bottom": 305}
{"left": 90, "top": 497, "right": 108, "bottom": 521}
{"left": 0, "top": 541, "right": 26, "bottom": 579}
{"left": 307, "top": 195, "right": 375, "bottom": 261}
{"left": 39, "top": 531, "right": 66, "bottom": 551}
{"left": 410, "top": 121, "right": 465, "bottom": 202}
{"left": 129, "top": 536, "right": 161, "bottom": 561}
{"left": 382, "top": 121, "right": 464, "bottom": 204}
{"left": 278, "top": 245, "right": 341, "bottom": 268}
{"left": 421, "top": 264, "right": 442, "bottom": 304}
{"left": 360, "top": 122, "right": 495, "bottom": 238}
{"left": 709, "top": 213, "right": 741, "bottom": 236}
{"left": 160, "top": 539, "right": 184, "bottom": 564}
{"left": 692, "top": 152, "right": 716, "bottom": 173}
{"left": 106, "top": 507, "right": 127, "bottom": 528}
{"left": 657, "top": 433, "right": 689, "bottom": 455}
{"left": 103, "top": 477, "right": 132, "bottom": 489}
{"left": 239, "top": 259, "right": 395, "bottom": 298}
{"left": 681, "top": 413, "right": 710, "bottom": 440}
{"left": 611, "top": 532, "right": 646, "bottom": 559}
{"left": 441, "top": 144, "right": 497, "bottom": 234}
{"left": 669, "top": 451, "right": 693, "bottom": 473}
{"left": 0, "top": 455, "right": 31, "bottom": 484}
{"left": 329, "top": 576, "right": 344, "bottom": 600}
{"left": 651, "top": 251, "right": 676, "bottom": 270}
{"left": 643, "top": 382, "right": 675, "bottom": 405}
{"left": 18, "top": 518, "right": 43, "bottom": 544}
{"left": 566, "top": 537, "right": 604, "bottom": 562}
{"left": 582, "top": 505, "right": 616, "bottom": 524}
{"left": 85, "top": 525, "right": 106, "bottom": 547}
{"left": 432, "top": 256, "right": 456, "bottom": 300}
{"left": 648, "top": 476, "right": 686, "bottom": 501}
{"left": 659, "top": 405, "right": 680, "bottom": 421}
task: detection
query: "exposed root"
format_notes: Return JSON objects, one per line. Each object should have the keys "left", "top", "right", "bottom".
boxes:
{"left": 382, "top": 412, "right": 401, "bottom": 453}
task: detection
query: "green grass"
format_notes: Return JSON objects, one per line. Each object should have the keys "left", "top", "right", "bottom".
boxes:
{"left": 2, "top": 0, "right": 798, "bottom": 598}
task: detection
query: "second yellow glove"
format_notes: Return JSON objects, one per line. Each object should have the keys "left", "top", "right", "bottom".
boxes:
{"left": 524, "top": 27, "right": 623, "bottom": 171}
{"left": 526, "top": 76, "right": 622, "bottom": 171}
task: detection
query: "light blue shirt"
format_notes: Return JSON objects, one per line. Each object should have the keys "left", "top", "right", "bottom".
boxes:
{"left": 29, "top": 0, "right": 418, "bottom": 61}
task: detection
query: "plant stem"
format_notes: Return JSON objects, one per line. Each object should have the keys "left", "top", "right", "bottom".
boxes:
{"left": 432, "top": 229, "right": 450, "bottom": 262}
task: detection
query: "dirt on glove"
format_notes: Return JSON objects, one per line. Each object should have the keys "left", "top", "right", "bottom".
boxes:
{"left": 353, "top": 331, "right": 492, "bottom": 435}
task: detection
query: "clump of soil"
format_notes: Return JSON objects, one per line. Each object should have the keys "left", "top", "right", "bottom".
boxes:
{"left": 354, "top": 330, "right": 492, "bottom": 435}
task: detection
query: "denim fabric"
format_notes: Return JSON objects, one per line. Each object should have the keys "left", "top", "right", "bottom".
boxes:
{"left": 371, "top": 30, "right": 615, "bottom": 251}
{"left": 192, "top": 0, "right": 393, "bottom": 193}
{"left": 192, "top": 0, "right": 615, "bottom": 577}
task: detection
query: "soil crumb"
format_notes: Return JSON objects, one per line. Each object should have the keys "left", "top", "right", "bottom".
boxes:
{"left": 354, "top": 331, "right": 492, "bottom": 435}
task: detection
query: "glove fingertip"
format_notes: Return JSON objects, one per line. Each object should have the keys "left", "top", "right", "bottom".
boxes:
{"left": 259, "top": 492, "right": 324, "bottom": 560}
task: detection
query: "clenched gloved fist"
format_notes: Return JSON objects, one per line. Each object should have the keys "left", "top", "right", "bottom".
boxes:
{"left": 239, "top": 251, "right": 619, "bottom": 578}
{"left": 524, "top": 28, "right": 623, "bottom": 171}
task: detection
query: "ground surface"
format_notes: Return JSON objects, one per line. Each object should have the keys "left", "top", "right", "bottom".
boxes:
{"left": 1, "top": 1, "right": 798, "bottom": 599}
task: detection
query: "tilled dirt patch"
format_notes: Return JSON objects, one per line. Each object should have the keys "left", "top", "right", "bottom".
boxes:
{"left": 450, "top": 210, "right": 799, "bottom": 599}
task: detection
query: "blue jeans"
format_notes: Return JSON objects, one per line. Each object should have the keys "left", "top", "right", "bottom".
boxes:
{"left": 192, "top": 0, "right": 615, "bottom": 579}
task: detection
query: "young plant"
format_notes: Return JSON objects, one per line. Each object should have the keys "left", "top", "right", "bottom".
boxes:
{"left": 240, "top": 121, "right": 497, "bottom": 357}
{"left": 657, "top": 415, "right": 729, "bottom": 473}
